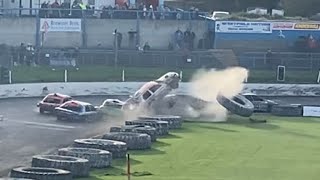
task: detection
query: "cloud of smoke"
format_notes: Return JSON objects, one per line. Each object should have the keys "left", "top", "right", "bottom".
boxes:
{"left": 189, "top": 67, "right": 249, "bottom": 122}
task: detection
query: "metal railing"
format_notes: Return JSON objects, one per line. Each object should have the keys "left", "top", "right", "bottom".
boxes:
{"left": 0, "top": 8, "right": 209, "bottom": 20}
{"left": 239, "top": 51, "right": 320, "bottom": 71}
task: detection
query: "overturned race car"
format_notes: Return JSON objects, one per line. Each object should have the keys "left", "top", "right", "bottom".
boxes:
{"left": 119, "top": 72, "right": 254, "bottom": 118}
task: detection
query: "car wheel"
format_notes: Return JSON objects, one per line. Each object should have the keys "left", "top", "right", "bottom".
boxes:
{"left": 39, "top": 108, "right": 45, "bottom": 114}
{"left": 217, "top": 94, "right": 254, "bottom": 117}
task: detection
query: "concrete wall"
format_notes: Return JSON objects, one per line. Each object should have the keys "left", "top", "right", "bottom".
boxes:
{"left": 0, "top": 18, "right": 36, "bottom": 46}
{"left": 0, "top": 82, "right": 319, "bottom": 99}
{"left": 0, "top": 17, "right": 207, "bottom": 49}
{"left": 86, "top": 19, "right": 207, "bottom": 49}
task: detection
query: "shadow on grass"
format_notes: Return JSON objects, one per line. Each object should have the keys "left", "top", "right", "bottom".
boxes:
{"left": 129, "top": 147, "right": 166, "bottom": 156}
{"left": 198, "top": 125, "right": 238, "bottom": 133}
{"left": 152, "top": 140, "right": 171, "bottom": 148}
{"left": 224, "top": 116, "right": 280, "bottom": 130}
{"left": 158, "top": 133, "right": 182, "bottom": 139}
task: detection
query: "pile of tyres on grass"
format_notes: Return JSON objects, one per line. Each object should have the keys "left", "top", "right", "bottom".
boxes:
{"left": 8, "top": 115, "right": 182, "bottom": 180}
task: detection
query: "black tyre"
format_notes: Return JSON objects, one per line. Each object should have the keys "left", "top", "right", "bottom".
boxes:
{"left": 31, "top": 155, "right": 90, "bottom": 178}
{"left": 58, "top": 147, "right": 112, "bottom": 168}
{"left": 102, "top": 132, "right": 151, "bottom": 150}
{"left": 271, "top": 104, "right": 303, "bottom": 117}
{"left": 138, "top": 115, "right": 183, "bottom": 129}
{"left": 217, "top": 94, "right": 254, "bottom": 117}
{"left": 110, "top": 125, "right": 157, "bottom": 142}
{"left": 39, "top": 108, "right": 45, "bottom": 114}
{"left": 125, "top": 120, "right": 169, "bottom": 136}
{"left": 73, "top": 139, "right": 127, "bottom": 158}
{"left": 10, "top": 167, "right": 72, "bottom": 180}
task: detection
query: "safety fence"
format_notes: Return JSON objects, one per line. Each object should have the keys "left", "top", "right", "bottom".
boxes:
{"left": 239, "top": 51, "right": 320, "bottom": 71}
{"left": 0, "top": 8, "right": 208, "bottom": 20}
{"left": 0, "top": 50, "right": 320, "bottom": 84}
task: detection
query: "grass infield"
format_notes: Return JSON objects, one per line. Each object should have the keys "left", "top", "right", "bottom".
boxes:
{"left": 81, "top": 115, "right": 320, "bottom": 180}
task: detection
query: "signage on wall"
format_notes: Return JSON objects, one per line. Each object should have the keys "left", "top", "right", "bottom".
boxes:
{"left": 272, "top": 22, "right": 320, "bottom": 30}
{"left": 40, "top": 18, "right": 82, "bottom": 32}
{"left": 215, "top": 21, "right": 272, "bottom": 33}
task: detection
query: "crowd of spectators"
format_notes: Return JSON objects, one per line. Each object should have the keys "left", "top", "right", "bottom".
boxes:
{"left": 37, "top": 0, "right": 205, "bottom": 20}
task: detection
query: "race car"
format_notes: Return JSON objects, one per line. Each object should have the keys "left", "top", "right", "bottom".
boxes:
{"left": 122, "top": 72, "right": 180, "bottom": 112}
{"left": 37, "top": 93, "right": 72, "bottom": 114}
{"left": 242, "top": 93, "right": 278, "bottom": 112}
{"left": 98, "top": 99, "right": 125, "bottom": 117}
{"left": 55, "top": 100, "right": 103, "bottom": 121}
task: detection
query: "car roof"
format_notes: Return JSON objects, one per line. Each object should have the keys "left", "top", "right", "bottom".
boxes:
{"left": 63, "top": 100, "right": 92, "bottom": 106}
{"left": 46, "top": 93, "right": 71, "bottom": 99}
{"left": 242, "top": 93, "right": 257, "bottom": 96}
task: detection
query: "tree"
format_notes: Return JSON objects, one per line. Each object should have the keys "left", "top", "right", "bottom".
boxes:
{"left": 281, "top": 0, "right": 320, "bottom": 17}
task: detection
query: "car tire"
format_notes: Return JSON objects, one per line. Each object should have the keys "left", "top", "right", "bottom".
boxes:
{"left": 73, "top": 139, "right": 127, "bottom": 158}
{"left": 10, "top": 167, "right": 72, "bottom": 180}
{"left": 31, "top": 155, "right": 90, "bottom": 178}
{"left": 102, "top": 132, "right": 151, "bottom": 150}
{"left": 217, "top": 94, "right": 254, "bottom": 117}
{"left": 125, "top": 120, "right": 169, "bottom": 136}
{"left": 58, "top": 148, "right": 112, "bottom": 168}
{"left": 39, "top": 107, "right": 45, "bottom": 114}
{"left": 138, "top": 115, "right": 183, "bottom": 129}
{"left": 110, "top": 125, "right": 158, "bottom": 142}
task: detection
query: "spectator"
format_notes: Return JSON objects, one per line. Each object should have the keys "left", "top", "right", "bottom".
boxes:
{"left": 40, "top": 1, "right": 49, "bottom": 18}
{"left": 143, "top": 42, "right": 151, "bottom": 51}
{"left": 50, "top": 0, "right": 61, "bottom": 18}
{"left": 265, "top": 49, "right": 273, "bottom": 70}
{"left": 18, "top": 43, "right": 26, "bottom": 65}
{"left": 174, "top": 28, "right": 184, "bottom": 49}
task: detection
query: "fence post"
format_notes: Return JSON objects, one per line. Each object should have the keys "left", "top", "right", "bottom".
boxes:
{"left": 9, "top": 70, "right": 12, "bottom": 84}
{"left": 317, "top": 70, "right": 320, "bottom": 84}
{"left": 179, "top": 70, "right": 183, "bottom": 81}
{"left": 64, "top": 69, "right": 68, "bottom": 82}
{"left": 35, "top": 9, "right": 40, "bottom": 49}
{"left": 127, "top": 154, "right": 131, "bottom": 180}
{"left": 122, "top": 69, "right": 125, "bottom": 82}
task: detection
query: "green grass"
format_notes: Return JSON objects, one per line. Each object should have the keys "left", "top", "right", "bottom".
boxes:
{"left": 80, "top": 115, "right": 320, "bottom": 180}
{"left": 9, "top": 65, "right": 319, "bottom": 83}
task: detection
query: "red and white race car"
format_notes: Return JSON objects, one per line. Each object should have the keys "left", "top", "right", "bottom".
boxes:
{"left": 37, "top": 93, "right": 72, "bottom": 114}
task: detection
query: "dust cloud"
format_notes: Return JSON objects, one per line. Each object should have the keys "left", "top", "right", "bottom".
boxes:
{"left": 189, "top": 67, "right": 249, "bottom": 122}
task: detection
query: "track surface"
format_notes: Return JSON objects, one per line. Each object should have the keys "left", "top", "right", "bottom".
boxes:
{"left": 0, "top": 95, "right": 319, "bottom": 176}
{"left": 0, "top": 95, "right": 128, "bottom": 176}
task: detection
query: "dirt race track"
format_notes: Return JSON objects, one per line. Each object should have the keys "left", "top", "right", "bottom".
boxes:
{"left": 0, "top": 95, "right": 319, "bottom": 176}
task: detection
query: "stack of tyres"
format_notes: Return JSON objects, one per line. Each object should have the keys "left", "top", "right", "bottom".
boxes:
{"left": 125, "top": 120, "right": 169, "bottom": 136}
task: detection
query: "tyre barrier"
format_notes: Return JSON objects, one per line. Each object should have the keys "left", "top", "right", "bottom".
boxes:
{"left": 138, "top": 115, "right": 183, "bottom": 129}
{"left": 110, "top": 125, "right": 158, "bottom": 142}
{"left": 58, "top": 147, "right": 112, "bottom": 168}
{"left": 102, "top": 132, "right": 152, "bottom": 150}
{"left": 271, "top": 104, "right": 303, "bottom": 117}
{"left": 31, "top": 155, "right": 90, "bottom": 178}
{"left": 73, "top": 139, "right": 127, "bottom": 158}
{"left": 125, "top": 120, "right": 169, "bottom": 136}
{"left": 10, "top": 167, "right": 72, "bottom": 180}
{"left": 217, "top": 94, "right": 254, "bottom": 117}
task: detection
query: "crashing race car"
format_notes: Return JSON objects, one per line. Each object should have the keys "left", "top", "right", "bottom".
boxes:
{"left": 121, "top": 72, "right": 254, "bottom": 118}
{"left": 37, "top": 93, "right": 72, "bottom": 114}
{"left": 242, "top": 93, "right": 278, "bottom": 112}
{"left": 55, "top": 100, "right": 103, "bottom": 121}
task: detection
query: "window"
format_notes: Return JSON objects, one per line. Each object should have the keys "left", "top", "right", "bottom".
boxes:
{"left": 63, "top": 97, "right": 72, "bottom": 103}
{"left": 44, "top": 97, "right": 61, "bottom": 104}
{"left": 85, "top": 105, "right": 96, "bottom": 112}
{"left": 143, "top": 91, "right": 152, "bottom": 100}
{"left": 149, "top": 84, "right": 161, "bottom": 93}
{"left": 63, "top": 105, "right": 82, "bottom": 112}
{"left": 251, "top": 96, "right": 264, "bottom": 101}
{"left": 244, "top": 95, "right": 253, "bottom": 101}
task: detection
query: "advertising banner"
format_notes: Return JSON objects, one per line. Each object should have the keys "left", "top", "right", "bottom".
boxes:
{"left": 215, "top": 21, "right": 272, "bottom": 33}
{"left": 40, "top": 18, "right": 82, "bottom": 32}
{"left": 303, "top": 106, "right": 320, "bottom": 117}
{"left": 272, "top": 22, "right": 320, "bottom": 30}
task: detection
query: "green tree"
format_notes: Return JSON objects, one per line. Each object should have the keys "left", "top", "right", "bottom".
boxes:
{"left": 281, "top": 0, "right": 320, "bottom": 17}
